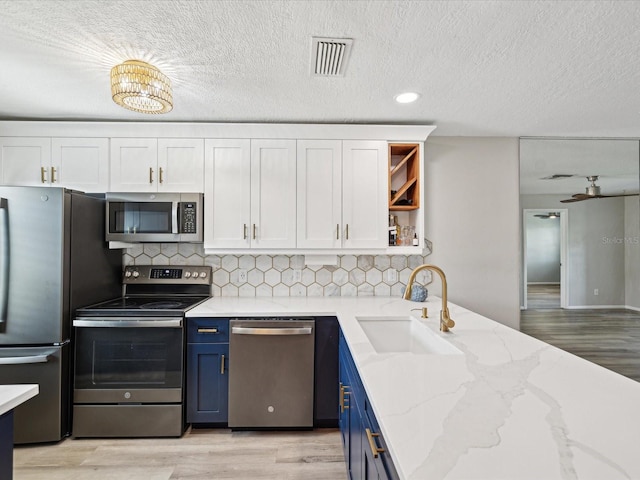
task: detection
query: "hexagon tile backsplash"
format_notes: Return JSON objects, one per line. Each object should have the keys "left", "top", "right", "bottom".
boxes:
{"left": 124, "top": 244, "right": 431, "bottom": 297}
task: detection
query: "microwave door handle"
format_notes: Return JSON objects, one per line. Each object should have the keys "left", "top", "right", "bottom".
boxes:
{"left": 172, "top": 202, "right": 179, "bottom": 234}
{"left": 0, "top": 198, "right": 9, "bottom": 327}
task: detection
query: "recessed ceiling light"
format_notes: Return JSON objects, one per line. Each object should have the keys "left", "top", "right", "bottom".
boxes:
{"left": 394, "top": 92, "right": 420, "bottom": 104}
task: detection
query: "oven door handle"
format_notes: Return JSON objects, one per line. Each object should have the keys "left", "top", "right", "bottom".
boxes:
{"left": 73, "top": 318, "right": 183, "bottom": 328}
{"left": 0, "top": 354, "right": 50, "bottom": 365}
{"left": 231, "top": 326, "right": 312, "bottom": 336}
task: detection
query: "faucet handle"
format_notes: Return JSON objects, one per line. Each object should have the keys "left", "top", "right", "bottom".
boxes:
{"left": 411, "top": 307, "right": 428, "bottom": 318}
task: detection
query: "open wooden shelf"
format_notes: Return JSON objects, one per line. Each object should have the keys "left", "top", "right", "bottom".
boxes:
{"left": 389, "top": 143, "right": 419, "bottom": 211}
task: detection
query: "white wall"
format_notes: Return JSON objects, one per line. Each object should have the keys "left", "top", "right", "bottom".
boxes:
{"left": 424, "top": 137, "right": 521, "bottom": 330}
{"left": 525, "top": 215, "right": 561, "bottom": 283}
{"left": 625, "top": 197, "right": 640, "bottom": 310}
{"left": 521, "top": 194, "right": 626, "bottom": 307}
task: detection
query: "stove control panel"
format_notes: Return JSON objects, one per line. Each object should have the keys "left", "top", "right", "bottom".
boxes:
{"left": 123, "top": 265, "right": 212, "bottom": 285}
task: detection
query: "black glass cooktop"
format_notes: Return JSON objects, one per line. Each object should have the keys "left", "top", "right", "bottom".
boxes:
{"left": 77, "top": 295, "right": 209, "bottom": 316}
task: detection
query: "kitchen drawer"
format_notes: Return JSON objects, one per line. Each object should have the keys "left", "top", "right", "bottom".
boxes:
{"left": 187, "top": 318, "right": 229, "bottom": 343}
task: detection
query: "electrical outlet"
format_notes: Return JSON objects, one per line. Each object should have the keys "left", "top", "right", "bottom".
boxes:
{"left": 293, "top": 269, "right": 302, "bottom": 283}
{"left": 387, "top": 268, "right": 398, "bottom": 283}
{"left": 594, "top": 288, "right": 599, "bottom": 296}
{"left": 238, "top": 269, "right": 247, "bottom": 283}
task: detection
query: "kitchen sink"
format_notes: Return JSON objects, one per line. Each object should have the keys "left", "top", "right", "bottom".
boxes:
{"left": 356, "top": 316, "right": 463, "bottom": 355}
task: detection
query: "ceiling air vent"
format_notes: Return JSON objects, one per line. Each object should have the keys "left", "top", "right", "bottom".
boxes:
{"left": 311, "top": 37, "right": 353, "bottom": 77}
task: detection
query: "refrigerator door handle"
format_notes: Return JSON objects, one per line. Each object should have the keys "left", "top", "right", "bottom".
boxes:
{"left": 0, "top": 197, "right": 9, "bottom": 327}
{"left": 0, "top": 353, "right": 50, "bottom": 365}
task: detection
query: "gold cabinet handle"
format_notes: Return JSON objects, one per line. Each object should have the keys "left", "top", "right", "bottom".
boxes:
{"left": 40, "top": 166, "right": 47, "bottom": 184}
{"left": 220, "top": 354, "right": 225, "bottom": 375}
{"left": 345, "top": 224, "right": 349, "bottom": 240}
{"left": 252, "top": 224, "right": 257, "bottom": 240}
{"left": 339, "top": 383, "right": 350, "bottom": 413}
{"left": 159, "top": 167, "right": 164, "bottom": 184}
{"left": 243, "top": 224, "right": 248, "bottom": 240}
{"left": 336, "top": 224, "right": 340, "bottom": 240}
{"left": 149, "top": 167, "right": 154, "bottom": 184}
{"left": 197, "top": 328, "right": 219, "bottom": 334}
{"left": 50, "top": 166, "right": 57, "bottom": 183}
{"left": 365, "top": 428, "right": 385, "bottom": 458}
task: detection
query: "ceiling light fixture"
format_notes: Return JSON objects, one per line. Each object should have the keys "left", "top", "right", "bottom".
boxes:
{"left": 110, "top": 60, "right": 173, "bottom": 114}
{"left": 394, "top": 92, "right": 420, "bottom": 104}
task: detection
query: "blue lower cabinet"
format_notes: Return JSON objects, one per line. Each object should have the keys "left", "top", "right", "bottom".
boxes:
{"left": 339, "top": 330, "right": 398, "bottom": 480}
{"left": 186, "top": 318, "right": 229, "bottom": 424}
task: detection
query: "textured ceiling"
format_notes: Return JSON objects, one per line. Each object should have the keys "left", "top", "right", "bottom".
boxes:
{"left": 1, "top": 0, "right": 640, "bottom": 137}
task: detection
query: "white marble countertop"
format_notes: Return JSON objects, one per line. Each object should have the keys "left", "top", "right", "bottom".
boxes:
{"left": 188, "top": 296, "right": 640, "bottom": 479}
{"left": 0, "top": 384, "right": 38, "bottom": 417}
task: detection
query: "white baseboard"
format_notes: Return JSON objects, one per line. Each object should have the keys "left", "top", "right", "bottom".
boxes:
{"left": 565, "top": 305, "right": 627, "bottom": 310}
{"left": 624, "top": 305, "right": 640, "bottom": 312}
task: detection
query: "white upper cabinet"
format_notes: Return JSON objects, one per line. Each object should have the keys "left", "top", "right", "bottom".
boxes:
{"left": 342, "top": 140, "right": 388, "bottom": 249}
{"left": 204, "top": 139, "right": 251, "bottom": 249}
{"left": 52, "top": 138, "right": 109, "bottom": 192}
{"left": 0, "top": 137, "right": 52, "bottom": 186}
{"left": 250, "top": 139, "right": 297, "bottom": 249}
{"left": 204, "top": 139, "right": 296, "bottom": 251}
{"left": 157, "top": 139, "right": 204, "bottom": 192}
{"left": 0, "top": 137, "right": 108, "bottom": 192}
{"left": 110, "top": 138, "right": 204, "bottom": 192}
{"left": 296, "top": 140, "right": 342, "bottom": 249}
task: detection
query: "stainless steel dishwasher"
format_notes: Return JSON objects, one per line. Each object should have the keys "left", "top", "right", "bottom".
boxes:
{"left": 228, "top": 318, "right": 315, "bottom": 428}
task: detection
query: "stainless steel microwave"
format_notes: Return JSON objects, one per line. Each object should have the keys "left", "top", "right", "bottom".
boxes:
{"left": 105, "top": 193, "right": 203, "bottom": 243}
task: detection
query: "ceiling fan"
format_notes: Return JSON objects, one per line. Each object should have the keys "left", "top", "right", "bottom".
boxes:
{"left": 560, "top": 176, "right": 640, "bottom": 203}
{"left": 534, "top": 212, "right": 560, "bottom": 219}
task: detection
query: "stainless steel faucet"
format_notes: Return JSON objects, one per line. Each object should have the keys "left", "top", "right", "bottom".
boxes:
{"left": 403, "top": 264, "right": 455, "bottom": 332}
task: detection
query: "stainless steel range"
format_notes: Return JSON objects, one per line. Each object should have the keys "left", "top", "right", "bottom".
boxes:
{"left": 72, "top": 265, "right": 211, "bottom": 438}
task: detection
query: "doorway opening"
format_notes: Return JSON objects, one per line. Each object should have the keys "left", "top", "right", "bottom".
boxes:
{"left": 522, "top": 209, "right": 568, "bottom": 309}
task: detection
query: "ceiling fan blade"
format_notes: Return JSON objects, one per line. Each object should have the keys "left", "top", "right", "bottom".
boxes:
{"left": 560, "top": 194, "right": 592, "bottom": 203}
{"left": 597, "top": 193, "right": 640, "bottom": 198}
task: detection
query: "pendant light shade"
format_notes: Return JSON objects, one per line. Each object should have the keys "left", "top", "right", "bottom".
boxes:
{"left": 110, "top": 60, "right": 173, "bottom": 114}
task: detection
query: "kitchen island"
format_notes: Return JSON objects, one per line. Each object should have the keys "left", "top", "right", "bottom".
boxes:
{"left": 1, "top": 384, "right": 38, "bottom": 479}
{"left": 188, "top": 296, "right": 640, "bottom": 479}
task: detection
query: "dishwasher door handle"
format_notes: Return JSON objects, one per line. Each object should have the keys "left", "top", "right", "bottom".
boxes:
{"left": 231, "top": 326, "right": 312, "bottom": 336}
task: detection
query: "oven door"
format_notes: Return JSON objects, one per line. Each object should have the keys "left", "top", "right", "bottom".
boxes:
{"left": 73, "top": 318, "right": 183, "bottom": 404}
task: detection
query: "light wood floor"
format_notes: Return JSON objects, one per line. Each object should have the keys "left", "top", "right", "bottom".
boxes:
{"left": 13, "top": 427, "right": 347, "bottom": 480}
{"left": 521, "top": 288, "right": 640, "bottom": 383}
{"left": 526, "top": 283, "right": 560, "bottom": 309}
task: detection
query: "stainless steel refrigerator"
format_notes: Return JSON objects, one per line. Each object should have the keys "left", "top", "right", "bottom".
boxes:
{"left": 0, "top": 186, "right": 122, "bottom": 444}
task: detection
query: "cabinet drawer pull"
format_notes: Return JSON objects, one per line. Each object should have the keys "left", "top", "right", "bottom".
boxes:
{"left": 365, "top": 428, "right": 385, "bottom": 458}
{"left": 149, "top": 167, "right": 154, "bottom": 184}
{"left": 197, "top": 328, "right": 219, "bottom": 334}
{"left": 220, "top": 354, "right": 225, "bottom": 375}
{"left": 40, "top": 166, "right": 47, "bottom": 184}
{"left": 159, "top": 167, "right": 164, "bottom": 184}
{"left": 339, "top": 383, "right": 350, "bottom": 413}
{"left": 50, "top": 166, "right": 57, "bottom": 183}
